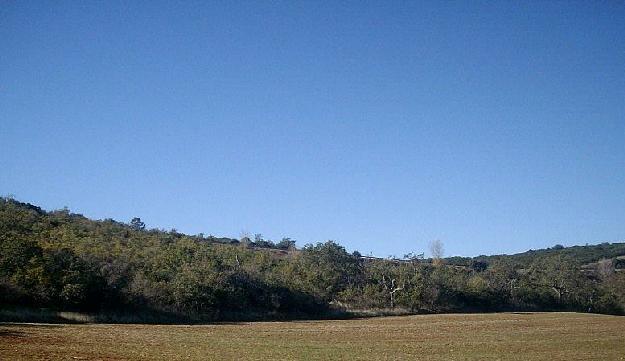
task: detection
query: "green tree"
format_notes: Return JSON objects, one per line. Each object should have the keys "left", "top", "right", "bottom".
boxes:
{"left": 130, "top": 217, "right": 146, "bottom": 231}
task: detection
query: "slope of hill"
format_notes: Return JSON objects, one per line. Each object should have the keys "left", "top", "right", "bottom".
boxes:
{"left": 446, "top": 243, "right": 625, "bottom": 269}
{"left": 1, "top": 197, "right": 624, "bottom": 322}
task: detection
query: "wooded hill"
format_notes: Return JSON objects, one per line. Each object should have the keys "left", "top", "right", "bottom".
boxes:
{"left": 1, "top": 197, "right": 624, "bottom": 322}
{"left": 446, "top": 243, "right": 625, "bottom": 269}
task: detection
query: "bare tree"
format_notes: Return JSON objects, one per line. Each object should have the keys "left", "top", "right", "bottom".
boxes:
{"left": 430, "top": 239, "right": 444, "bottom": 266}
{"left": 382, "top": 275, "right": 404, "bottom": 309}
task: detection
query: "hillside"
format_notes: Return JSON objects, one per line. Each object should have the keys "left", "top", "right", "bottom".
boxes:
{"left": 446, "top": 243, "right": 625, "bottom": 270}
{"left": 1, "top": 197, "right": 624, "bottom": 322}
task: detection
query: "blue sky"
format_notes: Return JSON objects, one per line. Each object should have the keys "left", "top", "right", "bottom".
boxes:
{"left": 1, "top": 1, "right": 624, "bottom": 257}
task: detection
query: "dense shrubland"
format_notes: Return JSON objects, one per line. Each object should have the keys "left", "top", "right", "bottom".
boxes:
{"left": 1, "top": 198, "right": 624, "bottom": 322}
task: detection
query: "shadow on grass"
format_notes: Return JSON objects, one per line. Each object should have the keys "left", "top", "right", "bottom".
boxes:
{"left": 2, "top": 306, "right": 619, "bottom": 326}
{"left": 0, "top": 306, "right": 351, "bottom": 325}
{"left": 0, "top": 329, "right": 26, "bottom": 338}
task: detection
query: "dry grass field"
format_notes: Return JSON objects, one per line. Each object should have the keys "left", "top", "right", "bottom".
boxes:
{"left": 1, "top": 312, "right": 624, "bottom": 360}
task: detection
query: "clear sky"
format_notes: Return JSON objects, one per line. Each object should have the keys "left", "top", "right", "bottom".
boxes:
{"left": 1, "top": 1, "right": 624, "bottom": 257}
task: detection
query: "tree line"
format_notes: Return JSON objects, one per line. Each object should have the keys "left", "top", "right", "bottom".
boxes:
{"left": 1, "top": 198, "right": 624, "bottom": 322}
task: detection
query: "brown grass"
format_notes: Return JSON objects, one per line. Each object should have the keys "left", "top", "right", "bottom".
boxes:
{"left": 1, "top": 312, "right": 624, "bottom": 360}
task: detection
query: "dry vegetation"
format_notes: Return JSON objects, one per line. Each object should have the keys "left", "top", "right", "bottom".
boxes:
{"left": 1, "top": 312, "right": 624, "bottom": 360}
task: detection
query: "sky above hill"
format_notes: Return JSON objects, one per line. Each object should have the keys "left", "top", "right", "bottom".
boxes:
{"left": 1, "top": 1, "right": 624, "bottom": 257}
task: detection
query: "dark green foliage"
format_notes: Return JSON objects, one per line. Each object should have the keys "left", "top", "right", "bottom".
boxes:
{"left": 129, "top": 217, "right": 145, "bottom": 231}
{"left": 464, "top": 242, "right": 625, "bottom": 268}
{"left": 296, "top": 241, "right": 361, "bottom": 302}
{"left": 1, "top": 197, "right": 624, "bottom": 321}
{"left": 470, "top": 260, "right": 489, "bottom": 272}
{"left": 276, "top": 238, "right": 296, "bottom": 250}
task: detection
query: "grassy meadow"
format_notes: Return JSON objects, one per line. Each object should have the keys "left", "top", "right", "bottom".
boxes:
{"left": 1, "top": 312, "right": 624, "bottom": 360}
